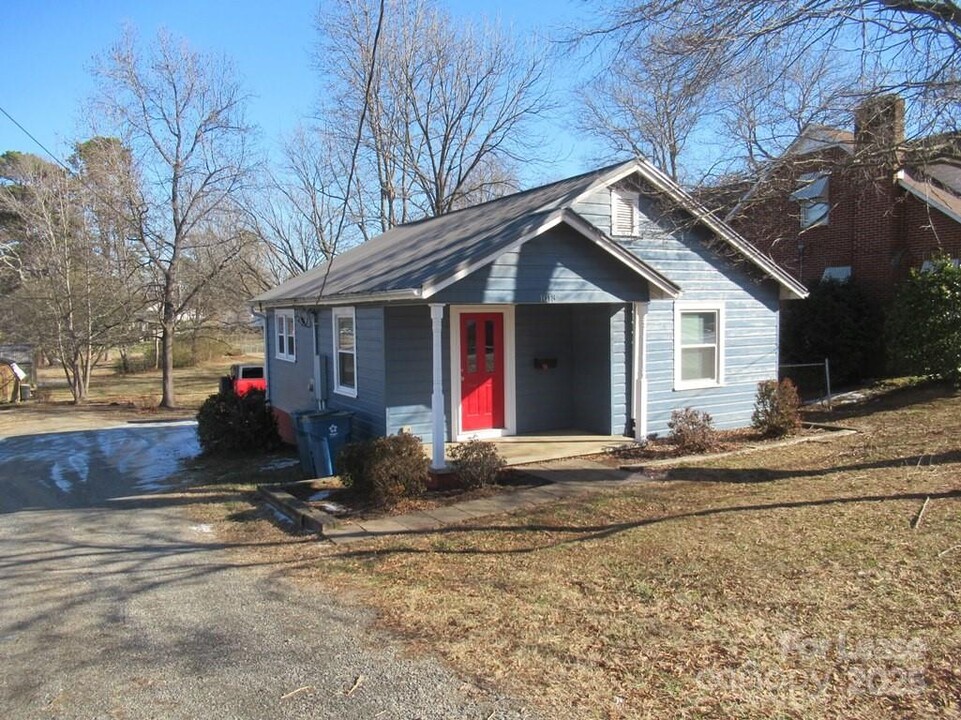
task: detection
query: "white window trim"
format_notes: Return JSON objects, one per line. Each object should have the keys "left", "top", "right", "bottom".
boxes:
{"left": 795, "top": 172, "right": 830, "bottom": 229}
{"left": 275, "top": 309, "right": 296, "bottom": 363}
{"left": 800, "top": 200, "right": 830, "bottom": 229}
{"left": 610, "top": 188, "right": 640, "bottom": 236}
{"left": 674, "top": 302, "right": 725, "bottom": 390}
{"left": 449, "top": 305, "right": 517, "bottom": 441}
{"left": 332, "top": 306, "right": 358, "bottom": 398}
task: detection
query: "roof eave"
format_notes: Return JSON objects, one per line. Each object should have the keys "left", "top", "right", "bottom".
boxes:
{"left": 897, "top": 170, "right": 961, "bottom": 226}
{"left": 251, "top": 287, "right": 424, "bottom": 311}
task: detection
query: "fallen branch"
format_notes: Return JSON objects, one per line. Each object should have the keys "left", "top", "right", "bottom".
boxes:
{"left": 345, "top": 674, "right": 365, "bottom": 697}
{"left": 938, "top": 544, "right": 961, "bottom": 558}
{"left": 280, "top": 685, "right": 314, "bottom": 700}
{"left": 911, "top": 496, "right": 930, "bottom": 530}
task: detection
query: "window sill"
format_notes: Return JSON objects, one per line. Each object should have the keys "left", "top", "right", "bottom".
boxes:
{"left": 674, "top": 380, "right": 723, "bottom": 391}
{"left": 333, "top": 387, "right": 358, "bottom": 398}
{"left": 275, "top": 355, "right": 296, "bottom": 363}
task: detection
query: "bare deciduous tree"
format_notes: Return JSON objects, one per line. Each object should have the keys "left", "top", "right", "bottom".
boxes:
{"left": 0, "top": 150, "right": 143, "bottom": 402}
{"left": 581, "top": 0, "right": 961, "bottom": 144}
{"left": 316, "top": 0, "right": 549, "bottom": 233}
{"left": 90, "top": 28, "right": 256, "bottom": 408}
{"left": 250, "top": 126, "right": 350, "bottom": 281}
{"left": 578, "top": 40, "right": 718, "bottom": 183}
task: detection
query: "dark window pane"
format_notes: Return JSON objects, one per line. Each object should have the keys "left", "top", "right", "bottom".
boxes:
{"left": 466, "top": 320, "right": 477, "bottom": 374}
{"left": 338, "top": 351, "right": 355, "bottom": 388}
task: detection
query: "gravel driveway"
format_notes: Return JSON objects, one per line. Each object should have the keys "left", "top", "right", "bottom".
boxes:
{"left": 0, "top": 423, "right": 537, "bottom": 719}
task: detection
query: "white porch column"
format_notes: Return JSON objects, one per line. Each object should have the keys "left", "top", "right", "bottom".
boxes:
{"left": 632, "top": 302, "right": 649, "bottom": 441}
{"left": 429, "top": 303, "right": 447, "bottom": 470}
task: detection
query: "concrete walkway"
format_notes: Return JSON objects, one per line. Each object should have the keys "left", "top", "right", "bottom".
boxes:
{"left": 325, "top": 458, "right": 637, "bottom": 545}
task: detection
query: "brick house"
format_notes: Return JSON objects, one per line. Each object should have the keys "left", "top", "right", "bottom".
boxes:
{"left": 724, "top": 96, "right": 961, "bottom": 305}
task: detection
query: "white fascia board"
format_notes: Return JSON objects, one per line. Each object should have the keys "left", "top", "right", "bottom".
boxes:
{"left": 254, "top": 288, "right": 422, "bottom": 310}
{"left": 632, "top": 159, "right": 809, "bottom": 300}
{"left": 560, "top": 210, "right": 681, "bottom": 298}
{"left": 570, "top": 160, "right": 642, "bottom": 206}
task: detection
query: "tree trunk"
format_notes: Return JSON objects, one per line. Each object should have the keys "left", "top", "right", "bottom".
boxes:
{"left": 159, "top": 307, "right": 176, "bottom": 408}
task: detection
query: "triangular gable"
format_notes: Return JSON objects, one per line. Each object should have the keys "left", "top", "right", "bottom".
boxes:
{"left": 575, "top": 160, "right": 809, "bottom": 300}
{"left": 420, "top": 208, "right": 680, "bottom": 300}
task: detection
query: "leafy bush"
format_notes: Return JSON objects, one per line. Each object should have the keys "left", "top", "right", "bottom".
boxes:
{"left": 668, "top": 407, "right": 718, "bottom": 454}
{"left": 196, "top": 389, "right": 280, "bottom": 455}
{"left": 887, "top": 256, "right": 961, "bottom": 381}
{"left": 450, "top": 439, "right": 506, "bottom": 489}
{"left": 752, "top": 379, "right": 801, "bottom": 437}
{"left": 337, "top": 431, "right": 429, "bottom": 507}
{"left": 781, "top": 279, "right": 884, "bottom": 385}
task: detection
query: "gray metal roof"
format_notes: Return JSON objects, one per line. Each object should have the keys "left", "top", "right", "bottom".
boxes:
{"left": 254, "top": 158, "right": 807, "bottom": 306}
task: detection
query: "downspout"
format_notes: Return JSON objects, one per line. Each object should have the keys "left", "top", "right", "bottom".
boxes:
{"left": 312, "top": 310, "right": 326, "bottom": 411}
{"left": 632, "top": 302, "right": 649, "bottom": 442}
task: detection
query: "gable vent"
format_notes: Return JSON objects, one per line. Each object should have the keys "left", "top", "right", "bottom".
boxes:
{"left": 611, "top": 189, "right": 639, "bottom": 236}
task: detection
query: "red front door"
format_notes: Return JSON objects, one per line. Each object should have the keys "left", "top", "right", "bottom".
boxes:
{"left": 460, "top": 312, "right": 505, "bottom": 432}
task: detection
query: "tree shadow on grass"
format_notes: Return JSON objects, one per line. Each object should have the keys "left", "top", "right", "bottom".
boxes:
{"left": 331, "top": 486, "right": 961, "bottom": 559}
{"left": 804, "top": 379, "right": 958, "bottom": 423}
{"left": 660, "top": 448, "right": 961, "bottom": 484}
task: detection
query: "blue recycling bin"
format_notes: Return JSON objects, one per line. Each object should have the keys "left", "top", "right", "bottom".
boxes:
{"left": 292, "top": 410, "right": 317, "bottom": 477}
{"left": 302, "top": 410, "right": 353, "bottom": 477}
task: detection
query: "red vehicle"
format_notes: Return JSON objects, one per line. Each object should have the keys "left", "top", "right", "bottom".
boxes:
{"left": 225, "top": 364, "right": 266, "bottom": 396}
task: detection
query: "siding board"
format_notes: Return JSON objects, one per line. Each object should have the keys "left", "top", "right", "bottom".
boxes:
{"left": 434, "top": 225, "right": 649, "bottom": 304}
{"left": 578, "top": 185, "right": 782, "bottom": 433}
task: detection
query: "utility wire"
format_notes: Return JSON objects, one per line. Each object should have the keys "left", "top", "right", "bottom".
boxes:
{"left": 316, "top": 0, "right": 386, "bottom": 300}
{"left": 0, "top": 103, "right": 75, "bottom": 176}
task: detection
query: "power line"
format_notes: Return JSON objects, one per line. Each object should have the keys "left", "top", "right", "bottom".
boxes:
{"left": 0, "top": 103, "right": 74, "bottom": 175}
{"left": 316, "top": 0, "right": 387, "bottom": 300}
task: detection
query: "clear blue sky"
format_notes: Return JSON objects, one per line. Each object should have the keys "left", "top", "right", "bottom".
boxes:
{"left": 1, "top": 0, "right": 602, "bottom": 185}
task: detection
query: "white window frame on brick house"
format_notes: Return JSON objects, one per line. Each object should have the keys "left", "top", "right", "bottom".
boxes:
{"left": 791, "top": 172, "right": 830, "bottom": 229}
{"left": 610, "top": 188, "right": 640, "bottom": 236}
{"left": 275, "top": 309, "right": 296, "bottom": 362}
{"left": 674, "top": 303, "right": 725, "bottom": 390}
{"left": 332, "top": 306, "right": 357, "bottom": 397}
{"left": 821, "top": 266, "right": 852, "bottom": 282}
{"left": 921, "top": 257, "right": 960, "bottom": 272}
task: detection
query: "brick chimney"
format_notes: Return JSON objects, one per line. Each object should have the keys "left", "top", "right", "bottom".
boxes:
{"left": 853, "top": 95, "right": 905, "bottom": 166}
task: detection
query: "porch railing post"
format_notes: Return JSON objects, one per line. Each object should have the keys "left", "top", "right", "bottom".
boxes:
{"left": 429, "top": 304, "right": 447, "bottom": 470}
{"left": 633, "top": 302, "right": 649, "bottom": 441}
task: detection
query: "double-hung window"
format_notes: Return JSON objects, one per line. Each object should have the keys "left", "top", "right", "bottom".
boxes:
{"left": 675, "top": 305, "right": 724, "bottom": 389}
{"left": 332, "top": 306, "right": 357, "bottom": 397}
{"left": 275, "top": 310, "right": 296, "bottom": 362}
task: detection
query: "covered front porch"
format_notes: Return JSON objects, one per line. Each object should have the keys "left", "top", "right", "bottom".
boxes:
{"left": 420, "top": 300, "right": 645, "bottom": 470}
{"left": 426, "top": 429, "right": 631, "bottom": 467}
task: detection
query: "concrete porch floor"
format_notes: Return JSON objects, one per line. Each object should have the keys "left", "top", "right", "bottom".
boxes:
{"left": 427, "top": 429, "right": 633, "bottom": 467}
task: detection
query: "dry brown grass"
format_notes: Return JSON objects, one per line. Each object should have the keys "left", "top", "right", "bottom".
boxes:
{"left": 193, "top": 382, "right": 961, "bottom": 720}
{"left": 35, "top": 354, "right": 262, "bottom": 409}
